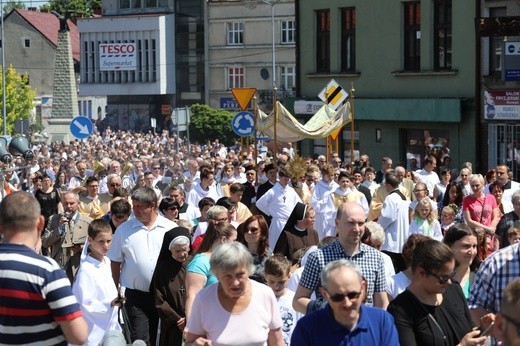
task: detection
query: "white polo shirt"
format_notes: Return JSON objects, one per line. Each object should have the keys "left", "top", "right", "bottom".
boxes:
{"left": 108, "top": 214, "right": 177, "bottom": 292}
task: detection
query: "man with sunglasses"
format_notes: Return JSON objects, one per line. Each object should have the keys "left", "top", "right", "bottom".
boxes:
{"left": 293, "top": 202, "right": 388, "bottom": 314}
{"left": 291, "top": 259, "right": 398, "bottom": 345}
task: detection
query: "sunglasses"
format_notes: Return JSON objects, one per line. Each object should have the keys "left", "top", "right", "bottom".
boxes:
{"left": 110, "top": 183, "right": 121, "bottom": 187}
{"left": 427, "top": 270, "right": 456, "bottom": 284}
{"left": 246, "top": 226, "right": 260, "bottom": 234}
{"left": 327, "top": 290, "right": 362, "bottom": 303}
{"left": 502, "top": 313, "right": 520, "bottom": 335}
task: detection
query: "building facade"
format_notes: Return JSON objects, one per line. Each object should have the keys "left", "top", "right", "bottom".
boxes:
{"left": 78, "top": 0, "right": 204, "bottom": 132}
{"left": 478, "top": 0, "right": 520, "bottom": 177}
{"left": 207, "top": 0, "right": 296, "bottom": 112}
{"left": 296, "top": 0, "right": 478, "bottom": 171}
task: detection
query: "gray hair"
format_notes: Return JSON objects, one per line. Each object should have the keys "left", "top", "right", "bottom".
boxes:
{"left": 321, "top": 259, "right": 363, "bottom": 289}
{"left": 62, "top": 191, "right": 80, "bottom": 202}
{"left": 210, "top": 242, "right": 255, "bottom": 275}
{"left": 107, "top": 173, "right": 121, "bottom": 184}
{"left": 206, "top": 205, "right": 228, "bottom": 220}
{"left": 512, "top": 190, "right": 520, "bottom": 205}
{"left": 365, "top": 221, "right": 385, "bottom": 245}
{"left": 131, "top": 187, "right": 158, "bottom": 205}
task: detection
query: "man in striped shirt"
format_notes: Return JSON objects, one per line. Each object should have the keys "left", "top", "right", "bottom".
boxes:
{"left": 0, "top": 191, "right": 87, "bottom": 345}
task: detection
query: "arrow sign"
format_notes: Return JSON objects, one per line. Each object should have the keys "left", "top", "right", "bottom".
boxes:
{"left": 231, "top": 111, "right": 255, "bottom": 137}
{"left": 70, "top": 116, "right": 93, "bottom": 140}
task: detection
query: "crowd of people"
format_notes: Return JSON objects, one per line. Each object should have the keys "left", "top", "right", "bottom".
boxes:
{"left": 1, "top": 128, "right": 520, "bottom": 346}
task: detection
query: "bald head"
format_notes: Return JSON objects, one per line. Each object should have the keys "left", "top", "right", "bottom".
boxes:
{"left": 336, "top": 202, "right": 365, "bottom": 221}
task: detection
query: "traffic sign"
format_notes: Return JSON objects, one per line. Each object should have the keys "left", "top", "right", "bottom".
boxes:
{"left": 70, "top": 116, "right": 93, "bottom": 140}
{"left": 319, "top": 79, "right": 349, "bottom": 111}
{"left": 232, "top": 111, "right": 255, "bottom": 137}
{"left": 231, "top": 88, "right": 256, "bottom": 111}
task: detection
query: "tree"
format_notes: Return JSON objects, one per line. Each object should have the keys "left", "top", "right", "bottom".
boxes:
{"left": 189, "top": 104, "right": 237, "bottom": 146}
{"left": 0, "top": 66, "right": 36, "bottom": 135}
{"left": 3, "top": 1, "right": 25, "bottom": 14}
{"left": 40, "top": 0, "right": 101, "bottom": 18}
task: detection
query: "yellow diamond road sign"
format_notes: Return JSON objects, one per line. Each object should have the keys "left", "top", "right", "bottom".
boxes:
{"left": 231, "top": 88, "right": 257, "bottom": 111}
{"left": 319, "top": 79, "right": 348, "bottom": 111}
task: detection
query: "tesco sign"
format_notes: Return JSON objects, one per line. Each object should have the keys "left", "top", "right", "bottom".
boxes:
{"left": 99, "top": 43, "right": 137, "bottom": 71}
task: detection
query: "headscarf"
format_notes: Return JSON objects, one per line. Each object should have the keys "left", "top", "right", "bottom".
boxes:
{"left": 150, "top": 226, "right": 192, "bottom": 293}
{"left": 282, "top": 202, "right": 308, "bottom": 233}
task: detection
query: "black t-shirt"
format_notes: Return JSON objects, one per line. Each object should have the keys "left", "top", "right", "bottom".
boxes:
{"left": 35, "top": 188, "right": 61, "bottom": 219}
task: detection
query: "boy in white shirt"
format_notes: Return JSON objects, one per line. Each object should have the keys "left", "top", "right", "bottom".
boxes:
{"left": 264, "top": 254, "right": 302, "bottom": 346}
{"left": 361, "top": 166, "right": 379, "bottom": 196}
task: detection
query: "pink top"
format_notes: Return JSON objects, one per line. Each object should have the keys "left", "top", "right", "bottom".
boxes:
{"left": 186, "top": 280, "right": 282, "bottom": 346}
{"left": 462, "top": 194, "right": 497, "bottom": 227}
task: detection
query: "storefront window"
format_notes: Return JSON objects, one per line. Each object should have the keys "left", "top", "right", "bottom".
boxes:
{"left": 404, "top": 129, "right": 450, "bottom": 171}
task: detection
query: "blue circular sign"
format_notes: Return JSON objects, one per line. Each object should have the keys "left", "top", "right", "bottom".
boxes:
{"left": 70, "top": 116, "right": 93, "bottom": 140}
{"left": 231, "top": 111, "right": 255, "bottom": 137}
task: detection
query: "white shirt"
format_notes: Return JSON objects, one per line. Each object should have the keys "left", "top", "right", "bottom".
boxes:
{"left": 416, "top": 169, "right": 440, "bottom": 198}
{"left": 72, "top": 255, "right": 122, "bottom": 346}
{"left": 186, "top": 182, "right": 223, "bottom": 208}
{"left": 107, "top": 215, "right": 177, "bottom": 292}
{"left": 378, "top": 190, "right": 410, "bottom": 253}
{"left": 256, "top": 182, "right": 302, "bottom": 249}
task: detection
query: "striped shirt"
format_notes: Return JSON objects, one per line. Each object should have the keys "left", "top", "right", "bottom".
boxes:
{"left": 0, "top": 243, "right": 83, "bottom": 345}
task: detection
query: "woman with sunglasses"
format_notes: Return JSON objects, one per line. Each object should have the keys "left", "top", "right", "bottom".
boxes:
{"left": 388, "top": 239, "right": 488, "bottom": 346}
{"left": 237, "top": 215, "right": 271, "bottom": 283}
{"left": 159, "top": 197, "right": 181, "bottom": 222}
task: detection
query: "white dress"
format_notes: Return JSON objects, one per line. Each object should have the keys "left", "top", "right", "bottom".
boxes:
{"left": 72, "top": 255, "right": 122, "bottom": 346}
{"left": 256, "top": 182, "right": 302, "bottom": 250}
{"left": 311, "top": 179, "right": 338, "bottom": 240}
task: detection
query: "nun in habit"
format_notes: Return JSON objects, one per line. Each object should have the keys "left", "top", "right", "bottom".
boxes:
{"left": 273, "top": 202, "right": 319, "bottom": 263}
{"left": 150, "top": 227, "right": 192, "bottom": 346}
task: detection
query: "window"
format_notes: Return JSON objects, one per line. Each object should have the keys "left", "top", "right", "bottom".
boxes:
{"left": 404, "top": 129, "right": 449, "bottom": 170}
{"left": 489, "top": 7, "right": 507, "bottom": 75}
{"left": 227, "top": 67, "right": 244, "bottom": 89}
{"left": 24, "top": 39, "right": 31, "bottom": 48}
{"left": 227, "top": 22, "right": 243, "bottom": 46}
{"left": 281, "top": 20, "right": 295, "bottom": 44}
{"left": 404, "top": 2, "right": 421, "bottom": 71}
{"left": 316, "top": 10, "right": 330, "bottom": 73}
{"left": 280, "top": 66, "right": 295, "bottom": 93}
{"left": 341, "top": 7, "right": 356, "bottom": 72}
{"left": 434, "top": 0, "right": 452, "bottom": 70}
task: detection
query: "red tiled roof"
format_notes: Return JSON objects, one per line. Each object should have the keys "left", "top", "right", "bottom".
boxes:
{"left": 13, "top": 9, "right": 80, "bottom": 62}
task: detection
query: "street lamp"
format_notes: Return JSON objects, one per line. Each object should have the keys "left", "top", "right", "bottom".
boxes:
{"left": 261, "top": 0, "right": 278, "bottom": 88}
{"left": 1, "top": 0, "right": 6, "bottom": 135}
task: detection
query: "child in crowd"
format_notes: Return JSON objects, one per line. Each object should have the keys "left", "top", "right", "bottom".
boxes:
{"left": 264, "top": 254, "right": 302, "bottom": 346}
{"left": 72, "top": 219, "right": 122, "bottom": 346}
{"left": 360, "top": 166, "right": 379, "bottom": 196}
{"left": 440, "top": 204, "right": 458, "bottom": 235}
{"left": 508, "top": 227, "right": 520, "bottom": 245}
{"left": 409, "top": 198, "right": 443, "bottom": 241}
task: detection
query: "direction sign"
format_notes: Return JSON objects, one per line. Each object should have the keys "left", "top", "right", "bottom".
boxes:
{"left": 319, "top": 79, "right": 349, "bottom": 111}
{"left": 70, "top": 116, "right": 93, "bottom": 140}
{"left": 232, "top": 111, "right": 255, "bottom": 137}
{"left": 231, "top": 88, "right": 256, "bottom": 111}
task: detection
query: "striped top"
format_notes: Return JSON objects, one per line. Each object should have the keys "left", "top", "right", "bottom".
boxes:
{"left": 0, "top": 243, "right": 83, "bottom": 345}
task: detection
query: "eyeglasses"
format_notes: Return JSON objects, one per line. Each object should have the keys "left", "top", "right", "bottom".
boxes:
{"left": 110, "top": 183, "right": 121, "bottom": 187}
{"left": 327, "top": 290, "right": 362, "bottom": 303}
{"left": 246, "top": 226, "right": 260, "bottom": 234}
{"left": 502, "top": 313, "right": 520, "bottom": 335}
{"left": 153, "top": 167, "right": 161, "bottom": 170}
{"left": 427, "top": 270, "right": 456, "bottom": 284}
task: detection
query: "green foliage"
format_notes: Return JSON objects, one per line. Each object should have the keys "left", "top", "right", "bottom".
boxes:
{"left": 189, "top": 104, "right": 237, "bottom": 146}
{"left": 40, "top": 0, "right": 101, "bottom": 17}
{"left": 0, "top": 66, "right": 36, "bottom": 135}
{"left": 3, "top": 1, "right": 25, "bottom": 13}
